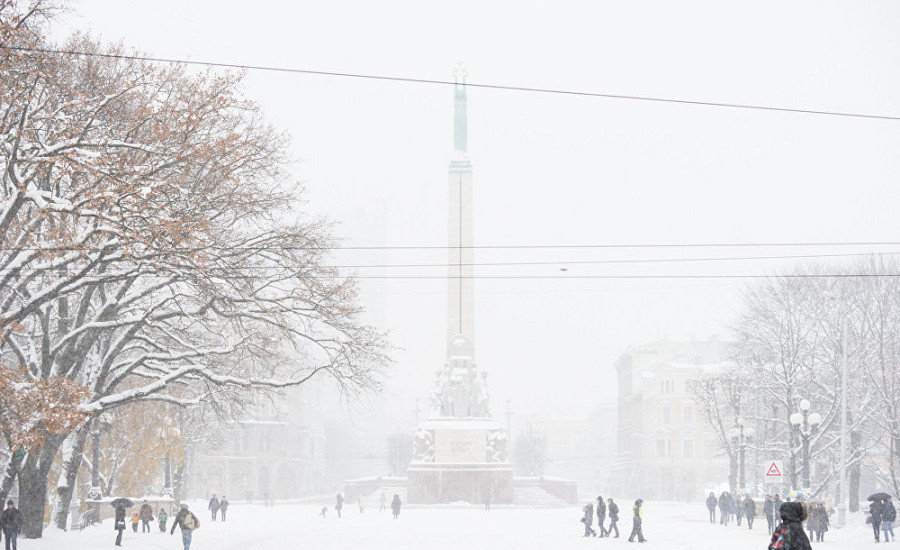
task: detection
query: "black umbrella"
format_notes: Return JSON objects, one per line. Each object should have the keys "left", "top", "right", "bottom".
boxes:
{"left": 110, "top": 497, "right": 134, "bottom": 508}
{"left": 867, "top": 493, "right": 891, "bottom": 502}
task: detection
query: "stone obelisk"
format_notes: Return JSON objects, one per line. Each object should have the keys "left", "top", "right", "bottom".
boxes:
{"left": 447, "top": 62, "right": 475, "bottom": 359}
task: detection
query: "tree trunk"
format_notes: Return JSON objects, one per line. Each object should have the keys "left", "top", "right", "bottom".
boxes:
{"left": 728, "top": 452, "right": 738, "bottom": 493}
{"left": 51, "top": 426, "right": 90, "bottom": 530}
{"left": 0, "top": 448, "right": 23, "bottom": 505}
{"left": 18, "top": 435, "right": 65, "bottom": 538}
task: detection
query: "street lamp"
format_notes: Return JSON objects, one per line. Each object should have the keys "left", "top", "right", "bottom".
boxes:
{"left": 790, "top": 399, "right": 821, "bottom": 490}
{"left": 734, "top": 418, "right": 755, "bottom": 494}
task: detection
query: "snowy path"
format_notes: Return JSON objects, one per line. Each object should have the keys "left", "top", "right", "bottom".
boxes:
{"left": 34, "top": 501, "right": 879, "bottom": 550}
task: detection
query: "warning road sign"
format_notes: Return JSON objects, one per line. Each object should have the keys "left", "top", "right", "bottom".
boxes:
{"left": 764, "top": 460, "right": 784, "bottom": 483}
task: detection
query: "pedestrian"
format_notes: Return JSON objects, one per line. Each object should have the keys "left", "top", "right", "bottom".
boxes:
{"left": 596, "top": 495, "right": 609, "bottom": 537}
{"left": 220, "top": 496, "right": 229, "bottom": 522}
{"left": 743, "top": 496, "right": 756, "bottom": 530}
{"left": 628, "top": 498, "right": 646, "bottom": 543}
{"left": 806, "top": 502, "right": 819, "bottom": 541}
{"left": 870, "top": 498, "right": 884, "bottom": 542}
{"left": 113, "top": 501, "right": 127, "bottom": 546}
{"left": 728, "top": 492, "right": 735, "bottom": 523}
{"left": 769, "top": 501, "right": 811, "bottom": 550}
{"left": 208, "top": 494, "right": 220, "bottom": 521}
{"left": 718, "top": 491, "right": 729, "bottom": 526}
{"left": 883, "top": 496, "right": 896, "bottom": 542}
{"left": 0, "top": 501, "right": 20, "bottom": 550}
{"left": 582, "top": 502, "right": 597, "bottom": 537}
{"left": 158, "top": 508, "right": 168, "bottom": 533}
{"left": 247, "top": 490, "right": 253, "bottom": 504}
{"left": 736, "top": 494, "right": 744, "bottom": 526}
{"left": 359, "top": 494, "right": 366, "bottom": 514}
{"left": 391, "top": 493, "right": 401, "bottom": 519}
{"left": 706, "top": 492, "right": 717, "bottom": 523}
{"left": 773, "top": 493, "right": 783, "bottom": 516}
{"left": 607, "top": 498, "right": 620, "bottom": 538}
{"left": 335, "top": 493, "right": 344, "bottom": 518}
{"left": 170, "top": 503, "right": 200, "bottom": 550}
{"left": 139, "top": 500, "right": 153, "bottom": 533}
{"left": 379, "top": 492, "right": 387, "bottom": 512}
{"left": 815, "top": 502, "right": 830, "bottom": 542}
{"left": 319, "top": 507, "right": 328, "bottom": 518}
{"left": 130, "top": 511, "right": 139, "bottom": 533}
{"left": 763, "top": 495, "right": 775, "bottom": 535}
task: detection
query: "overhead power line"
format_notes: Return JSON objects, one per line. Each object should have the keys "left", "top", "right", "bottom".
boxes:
{"left": 4, "top": 45, "right": 900, "bottom": 122}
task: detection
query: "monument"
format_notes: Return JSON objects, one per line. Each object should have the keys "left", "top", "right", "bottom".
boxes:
{"left": 405, "top": 64, "right": 514, "bottom": 504}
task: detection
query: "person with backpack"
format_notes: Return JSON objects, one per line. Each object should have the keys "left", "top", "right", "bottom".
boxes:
{"left": 391, "top": 494, "right": 401, "bottom": 519}
{"left": 596, "top": 495, "right": 608, "bottom": 537}
{"left": 628, "top": 498, "right": 646, "bottom": 543}
{"left": 113, "top": 501, "right": 127, "bottom": 546}
{"left": 743, "top": 496, "right": 756, "bottom": 529}
{"left": 706, "top": 492, "right": 717, "bottom": 523}
{"left": 607, "top": 498, "right": 620, "bottom": 538}
{"left": 171, "top": 503, "right": 200, "bottom": 550}
{"left": 219, "top": 496, "right": 229, "bottom": 522}
{"left": 158, "top": 508, "right": 168, "bottom": 533}
{"left": 139, "top": 500, "right": 153, "bottom": 533}
{"left": 883, "top": 497, "right": 897, "bottom": 542}
{"left": 769, "top": 501, "right": 811, "bottom": 550}
{"left": 208, "top": 494, "right": 220, "bottom": 521}
{"left": 582, "top": 502, "right": 596, "bottom": 537}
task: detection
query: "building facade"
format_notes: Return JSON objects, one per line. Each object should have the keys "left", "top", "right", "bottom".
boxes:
{"left": 612, "top": 338, "right": 730, "bottom": 501}
{"left": 188, "top": 381, "right": 326, "bottom": 501}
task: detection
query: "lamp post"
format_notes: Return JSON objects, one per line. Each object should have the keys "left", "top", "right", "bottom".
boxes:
{"left": 87, "top": 429, "right": 102, "bottom": 500}
{"left": 789, "top": 399, "right": 822, "bottom": 490}
{"left": 735, "top": 418, "right": 755, "bottom": 494}
{"left": 824, "top": 290, "right": 849, "bottom": 528}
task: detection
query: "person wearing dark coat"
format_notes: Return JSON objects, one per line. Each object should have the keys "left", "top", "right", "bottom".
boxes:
{"left": 743, "top": 496, "right": 756, "bottom": 529}
{"left": 736, "top": 494, "right": 744, "bottom": 526}
{"left": 139, "top": 500, "right": 153, "bottom": 533}
{"left": 208, "top": 494, "right": 220, "bottom": 521}
{"left": 113, "top": 502, "right": 126, "bottom": 546}
{"left": 871, "top": 499, "right": 884, "bottom": 542}
{"left": 171, "top": 503, "right": 200, "bottom": 550}
{"left": 769, "top": 501, "right": 811, "bottom": 550}
{"left": 607, "top": 498, "right": 620, "bottom": 538}
{"left": 763, "top": 495, "right": 775, "bottom": 535}
{"left": 883, "top": 497, "right": 897, "bottom": 542}
{"left": 706, "top": 492, "right": 717, "bottom": 523}
{"left": 718, "top": 491, "right": 730, "bottom": 525}
{"left": 390, "top": 494, "right": 401, "bottom": 519}
{"left": 335, "top": 493, "right": 344, "bottom": 519}
{"left": 596, "top": 496, "right": 608, "bottom": 537}
{"left": 219, "top": 496, "right": 229, "bottom": 522}
{"left": 628, "top": 499, "right": 646, "bottom": 543}
{"left": 815, "top": 502, "right": 830, "bottom": 542}
{"left": 773, "top": 494, "right": 783, "bottom": 515}
{"left": 0, "top": 501, "right": 21, "bottom": 550}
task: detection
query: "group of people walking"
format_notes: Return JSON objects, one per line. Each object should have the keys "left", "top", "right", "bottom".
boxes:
{"left": 868, "top": 495, "right": 896, "bottom": 543}
{"left": 207, "top": 494, "right": 229, "bottom": 522}
{"left": 705, "top": 491, "right": 758, "bottom": 530}
{"left": 580, "top": 496, "right": 645, "bottom": 543}
{"left": 114, "top": 499, "right": 204, "bottom": 549}
{"left": 329, "top": 492, "right": 402, "bottom": 519}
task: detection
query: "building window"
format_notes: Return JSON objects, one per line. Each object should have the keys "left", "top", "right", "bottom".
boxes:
{"left": 704, "top": 439, "right": 716, "bottom": 458}
{"left": 657, "top": 439, "right": 666, "bottom": 458}
{"left": 663, "top": 407, "right": 672, "bottom": 424}
{"left": 683, "top": 406, "right": 694, "bottom": 425}
{"left": 684, "top": 439, "right": 694, "bottom": 458}
{"left": 661, "top": 380, "right": 675, "bottom": 394}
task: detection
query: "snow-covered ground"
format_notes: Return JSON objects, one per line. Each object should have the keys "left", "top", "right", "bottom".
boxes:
{"left": 33, "top": 501, "right": 881, "bottom": 550}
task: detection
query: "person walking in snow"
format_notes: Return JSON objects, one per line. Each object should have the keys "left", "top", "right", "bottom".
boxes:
{"left": 706, "top": 492, "right": 717, "bottom": 523}
{"left": 735, "top": 494, "right": 744, "bottom": 526}
{"left": 743, "top": 496, "right": 756, "bottom": 529}
{"left": 113, "top": 501, "right": 127, "bottom": 546}
{"left": 806, "top": 502, "right": 820, "bottom": 541}
{"left": 763, "top": 495, "right": 775, "bottom": 535}
{"left": 219, "top": 496, "right": 229, "bottom": 522}
{"left": 379, "top": 492, "right": 387, "bottom": 512}
{"left": 871, "top": 498, "right": 884, "bottom": 542}
{"left": 718, "top": 491, "right": 730, "bottom": 526}
{"left": 769, "top": 501, "right": 811, "bottom": 550}
{"left": 130, "top": 511, "right": 139, "bottom": 532}
{"left": 607, "top": 498, "right": 620, "bottom": 538}
{"left": 0, "top": 501, "right": 21, "bottom": 550}
{"left": 158, "top": 508, "right": 168, "bottom": 533}
{"left": 628, "top": 498, "right": 646, "bottom": 543}
{"left": 883, "top": 496, "right": 896, "bottom": 542}
{"left": 335, "top": 493, "right": 344, "bottom": 518}
{"left": 139, "top": 500, "right": 153, "bottom": 533}
{"left": 582, "top": 502, "right": 596, "bottom": 537}
{"left": 596, "top": 495, "right": 609, "bottom": 537}
{"left": 171, "top": 503, "right": 200, "bottom": 550}
{"left": 391, "top": 494, "right": 401, "bottom": 519}
{"left": 208, "top": 494, "right": 220, "bottom": 521}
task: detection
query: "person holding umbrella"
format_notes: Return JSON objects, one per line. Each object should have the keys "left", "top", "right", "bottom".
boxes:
{"left": 109, "top": 498, "right": 133, "bottom": 547}
{"left": 869, "top": 495, "right": 885, "bottom": 542}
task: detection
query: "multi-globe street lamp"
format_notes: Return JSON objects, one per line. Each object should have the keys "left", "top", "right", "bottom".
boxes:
{"left": 789, "top": 399, "right": 821, "bottom": 490}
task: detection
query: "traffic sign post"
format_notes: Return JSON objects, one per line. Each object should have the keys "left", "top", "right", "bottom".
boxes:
{"left": 764, "top": 460, "right": 784, "bottom": 483}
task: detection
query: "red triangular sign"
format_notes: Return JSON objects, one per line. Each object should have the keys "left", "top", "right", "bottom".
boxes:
{"left": 766, "top": 462, "right": 782, "bottom": 476}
